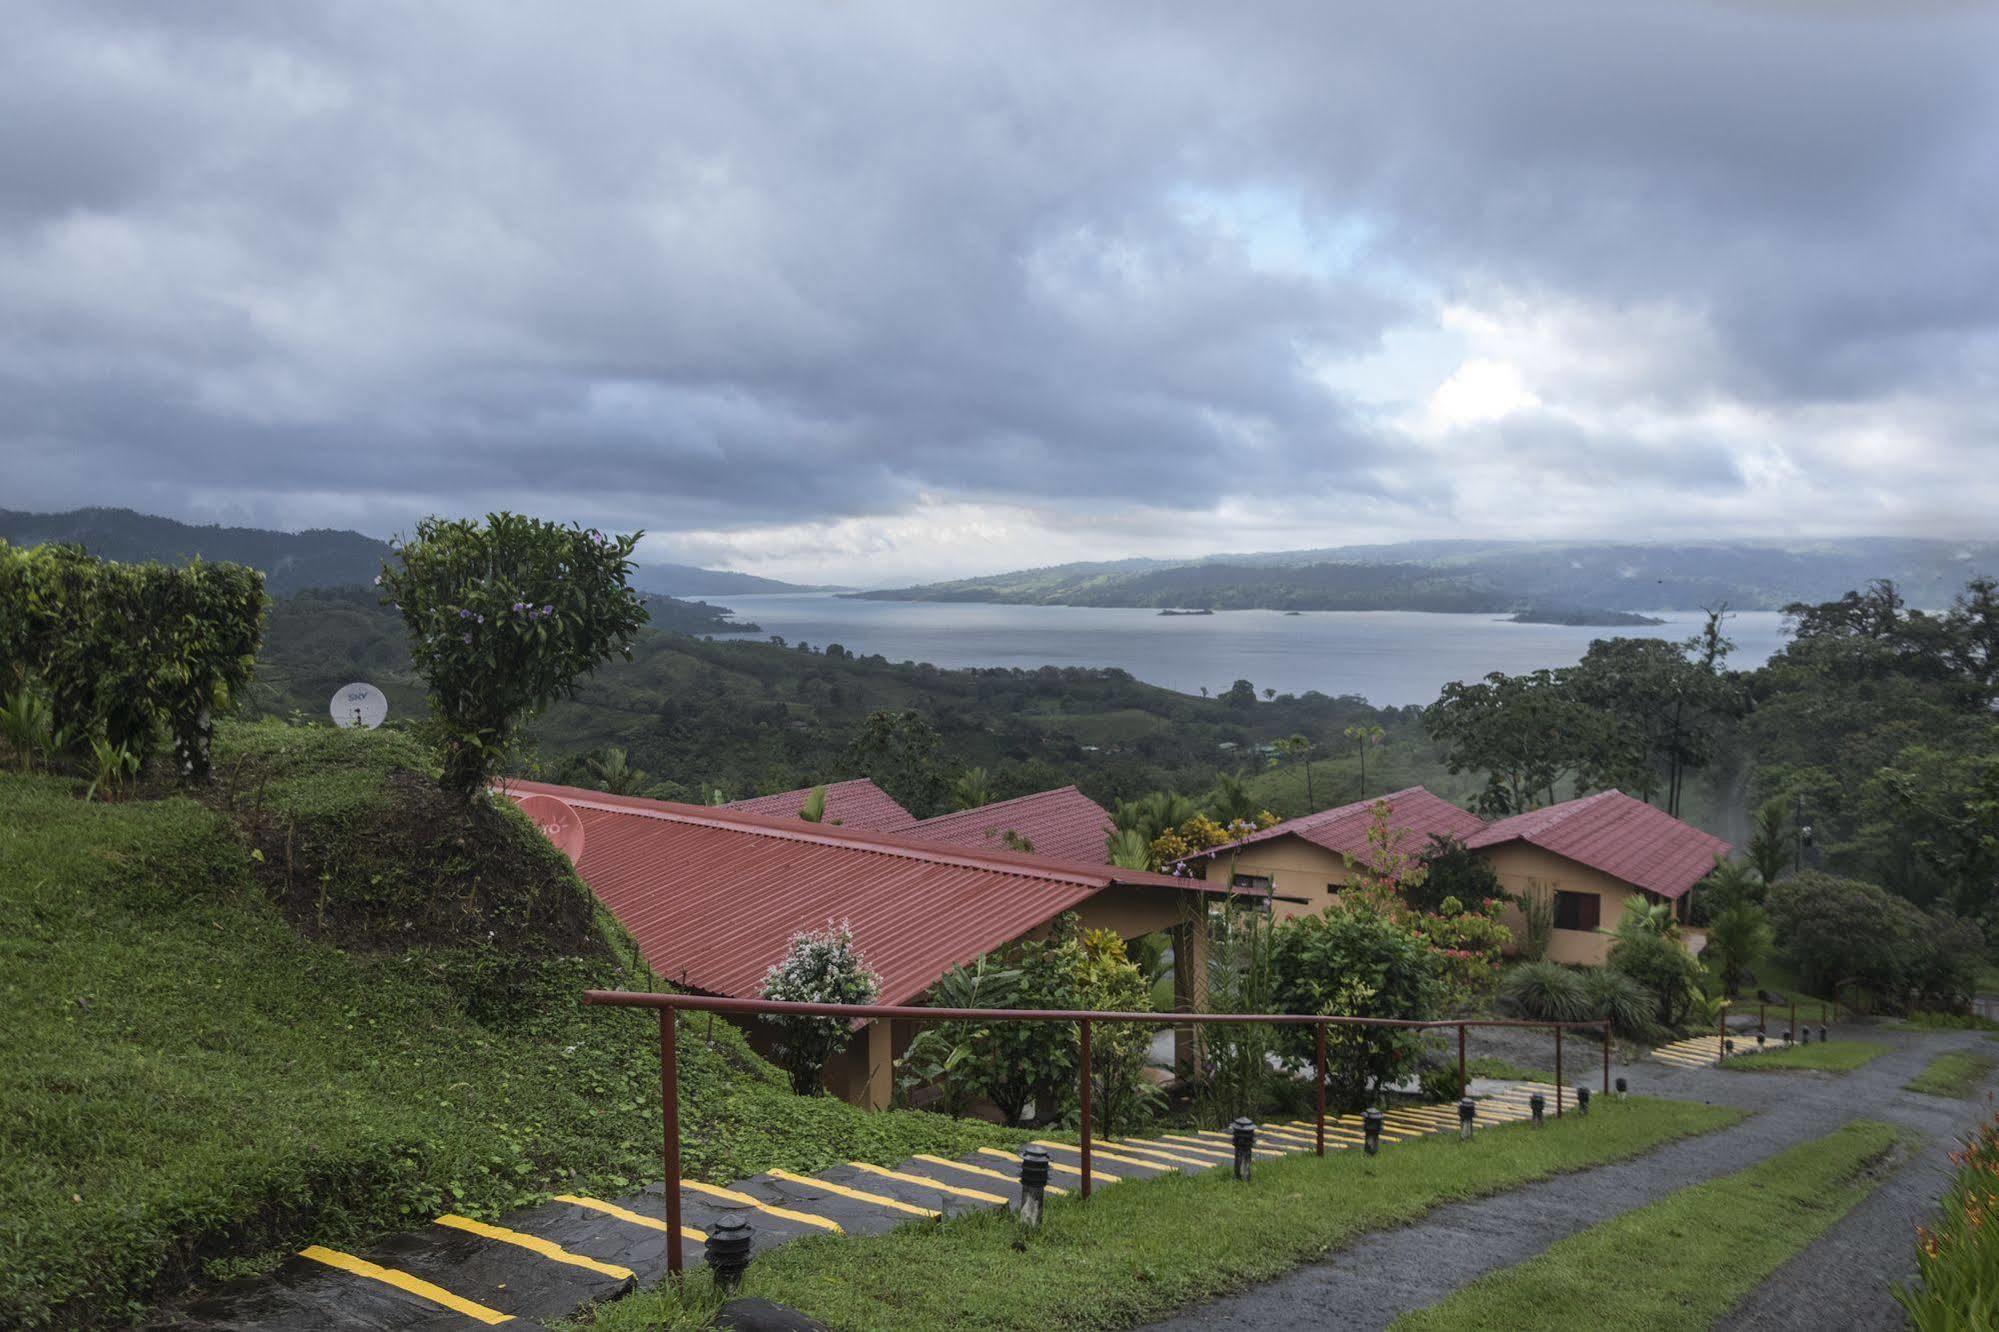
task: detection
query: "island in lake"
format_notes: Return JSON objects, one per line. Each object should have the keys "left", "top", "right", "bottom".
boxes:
{"left": 1505, "top": 605, "right": 1666, "bottom": 627}
{"left": 1157, "top": 607, "right": 1215, "bottom": 616}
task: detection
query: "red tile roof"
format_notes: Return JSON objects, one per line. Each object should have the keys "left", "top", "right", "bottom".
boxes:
{"left": 722, "top": 778, "right": 916, "bottom": 833}
{"left": 1199, "top": 786, "right": 1487, "bottom": 869}
{"left": 1466, "top": 790, "right": 1731, "bottom": 900}
{"left": 499, "top": 779, "right": 1228, "bottom": 1007}
{"left": 911, "top": 786, "right": 1117, "bottom": 864}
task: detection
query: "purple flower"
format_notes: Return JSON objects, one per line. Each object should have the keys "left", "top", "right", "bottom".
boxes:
{"left": 475, "top": 613, "right": 485, "bottom": 624}
{"left": 458, "top": 608, "right": 472, "bottom": 619}
{"left": 461, "top": 632, "right": 473, "bottom": 644}
{"left": 541, "top": 604, "right": 554, "bottom": 615}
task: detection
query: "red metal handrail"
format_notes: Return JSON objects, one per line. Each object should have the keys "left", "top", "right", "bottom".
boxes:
{"left": 581, "top": 989, "right": 1615, "bottom": 1277}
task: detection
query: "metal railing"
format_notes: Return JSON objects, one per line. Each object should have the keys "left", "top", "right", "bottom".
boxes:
{"left": 582, "top": 989, "right": 1616, "bottom": 1276}
{"left": 1713, "top": 999, "right": 1836, "bottom": 1065}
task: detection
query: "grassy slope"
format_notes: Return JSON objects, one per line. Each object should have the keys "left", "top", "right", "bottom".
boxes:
{"left": 1904, "top": 1051, "right": 1999, "bottom": 1099}
{"left": 1393, "top": 1121, "right": 1904, "bottom": 1331}
{"left": 1723, "top": 1040, "right": 1889, "bottom": 1074}
{"left": 0, "top": 725, "right": 1021, "bottom": 1328}
{"left": 577, "top": 1098, "right": 1742, "bottom": 1332}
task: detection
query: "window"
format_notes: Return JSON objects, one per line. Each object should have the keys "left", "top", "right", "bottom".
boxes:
{"left": 1553, "top": 890, "right": 1601, "bottom": 932}
{"left": 1231, "top": 873, "right": 1272, "bottom": 891}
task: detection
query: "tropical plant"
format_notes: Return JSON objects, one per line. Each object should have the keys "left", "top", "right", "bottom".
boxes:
{"left": 585, "top": 746, "right": 651, "bottom": 795}
{"left": 1207, "top": 769, "right": 1260, "bottom": 825}
{"left": 1516, "top": 880, "right": 1556, "bottom": 962}
{"left": 798, "top": 785, "right": 828, "bottom": 822}
{"left": 83, "top": 735, "right": 140, "bottom": 802}
{"left": 0, "top": 689, "right": 55, "bottom": 772}
{"left": 1074, "top": 928, "right": 1158, "bottom": 1139}
{"left": 1344, "top": 723, "right": 1385, "bottom": 797}
{"left": 950, "top": 766, "right": 993, "bottom": 812}
{"left": 895, "top": 955, "right": 1022, "bottom": 1117}
{"left": 977, "top": 918, "right": 1088, "bottom": 1126}
{"left": 1150, "top": 812, "right": 1276, "bottom": 871}
{"left": 759, "top": 921, "right": 882, "bottom": 1095}
{"left": 1273, "top": 733, "right": 1316, "bottom": 806}
{"left": 1106, "top": 827, "right": 1153, "bottom": 871}
{"left": 1705, "top": 903, "right": 1774, "bottom": 995}
{"left": 1745, "top": 796, "right": 1791, "bottom": 887}
{"left": 1499, "top": 961, "right": 1591, "bottom": 1022}
{"left": 379, "top": 514, "right": 647, "bottom": 798}
{"left": 1897, "top": 1104, "right": 1999, "bottom": 1326}
{"left": 1606, "top": 929, "right": 1705, "bottom": 1029}
{"left": 1272, "top": 900, "right": 1443, "bottom": 1110}
{"left": 1614, "top": 894, "right": 1679, "bottom": 940}
{"left": 1111, "top": 791, "right": 1200, "bottom": 846}
{"left": 1411, "top": 834, "right": 1504, "bottom": 914}
{"left": 1407, "top": 901, "right": 1512, "bottom": 1011}
{"left": 1577, "top": 967, "right": 1660, "bottom": 1040}
{"left": 1198, "top": 906, "right": 1280, "bottom": 1125}
{"left": 1701, "top": 856, "right": 1764, "bottom": 916}
{"left": 1766, "top": 871, "right": 1936, "bottom": 1006}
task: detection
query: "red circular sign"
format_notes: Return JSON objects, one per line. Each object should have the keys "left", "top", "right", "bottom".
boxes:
{"left": 515, "top": 793, "right": 587, "bottom": 864}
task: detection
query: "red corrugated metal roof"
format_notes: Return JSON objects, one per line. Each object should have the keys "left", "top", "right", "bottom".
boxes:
{"left": 500, "top": 779, "right": 1224, "bottom": 1006}
{"left": 722, "top": 778, "right": 917, "bottom": 832}
{"left": 1199, "top": 786, "right": 1487, "bottom": 869}
{"left": 910, "top": 786, "right": 1117, "bottom": 864}
{"left": 1465, "top": 790, "right": 1731, "bottom": 900}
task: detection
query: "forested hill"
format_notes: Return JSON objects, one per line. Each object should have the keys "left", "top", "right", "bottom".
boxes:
{"left": 856, "top": 538, "right": 1999, "bottom": 613}
{"left": 0, "top": 507, "right": 826, "bottom": 599}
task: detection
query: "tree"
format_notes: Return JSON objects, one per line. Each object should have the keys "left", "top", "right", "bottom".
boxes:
{"left": 1272, "top": 902, "right": 1443, "bottom": 1110}
{"left": 1111, "top": 790, "right": 1200, "bottom": 846}
{"left": 950, "top": 766, "right": 993, "bottom": 812}
{"left": 1105, "top": 827, "right": 1153, "bottom": 870}
{"left": 1606, "top": 930, "right": 1704, "bottom": 1028}
{"left": 586, "top": 746, "right": 651, "bottom": 795}
{"left": 1564, "top": 615, "right": 1744, "bottom": 817}
{"left": 1705, "top": 903, "right": 1773, "bottom": 995}
{"left": 1766, "top": 871, "right": 1934, "bottom": 1006}
{"left": 1344, "top": 724, "right": 1384, "bottom": 798}
{"left": 1221, "top": 678, "right": 1259, "bottom": 709}
{"left": 1410, "top": 834, "right": 1503, "bottom": 914}
{"left": 845, "top": 709, "right": 946, "bottom": 816}
{"left": 1274, "top": 733, "right": 1316, "bottom": 807}
{"left": 1745, "top": 798, "right": 1791, "bottom": 887}
{"left": 379, "top": 514, "right": 647, "bottom": 798}
{"left": 760, "top": 921, "right": 882, "bottom": 1095}
{"left": 1207, "top": 769, "right": 1260, "bottom": 825}
{"left": 1424, "top": 669, "right": 1611, "bottom": 816}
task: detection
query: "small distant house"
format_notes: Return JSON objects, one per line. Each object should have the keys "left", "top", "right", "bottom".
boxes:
{"left": 1468, "top": 790, "right": 1731, "bottom": 966}
{"left": 722, "top": 778, "right": 917, "bottom": 832}
{"left": 909, "top": 785, "right": 1117, "bottom": 864}
{"left": 503, "top": 780, "right": 1240, "bottom": 1107}
{"left": 1191, "top": 786, "right": 1488, "bottom": 921}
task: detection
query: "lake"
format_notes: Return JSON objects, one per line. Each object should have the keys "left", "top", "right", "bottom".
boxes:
{"left": 695, "top": 594, "right": 1790, "bottom": 708}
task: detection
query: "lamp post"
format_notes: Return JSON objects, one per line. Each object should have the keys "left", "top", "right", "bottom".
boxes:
{"left": 1362, "top": 1108, "right": 1384, "bottom": 1156}
{"left": 1018, "top": 1145, "right": 1050, "bottom": 1228}
{"left": 1529, "top": 1092, "right": 1545, "bottom": 1127}
{"left": 1458, "top": 1098, "right": 1476, "bottom": 1142}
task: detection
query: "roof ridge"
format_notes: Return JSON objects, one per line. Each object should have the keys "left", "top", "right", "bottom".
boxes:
{"left": 916, "top": 784, "right": 1088, "bottom": 824}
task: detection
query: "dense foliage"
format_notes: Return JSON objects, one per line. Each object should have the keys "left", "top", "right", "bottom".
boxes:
{"left": 759, "top": 922, "right": 883, "bottom": 1095}
{"left": 1899, "top": 1104, "right": 1999, "bottom": 1328}
{"left": 1270, "top": 903, "right": 1444, "bottom": 1110}
{"left": 1766, "top": 871, "right": 1982, "bottom": 1011}
{"left": 1, "top": 541, "right": 266, "bottom": 778}
{"left": 378, "top": 514, "right": 648, "bottom": 797}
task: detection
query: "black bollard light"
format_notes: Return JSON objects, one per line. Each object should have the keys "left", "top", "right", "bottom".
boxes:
{"left": 705, "top": 1213, "right": 754, "bottom": 1294}
{"left": 1575, "top": 1085, "right": 1590, "bottom": 1116}
{"left": 1458, "top": 1098, "right": 1476, "bottom": 1141}
{"left": 1724, "top": 1038, "right": 1735, "bottom": 1055}
{"left": 1018, "top": 1145, "right": 1050, "bottom": 1228}
{"left": 1362, "top": 1108, "right": 1384, "bottom": 1156}
{"left": 1615, "top": 1076, "right": 1628, "bottom": 1101}
{"left": 1529, "top": 1091, "right": 1545, "bottom": 1127}
{"left": 1231, "top": 1118, "right": 1257, "bottom": 1182}
{"left": 1783, "top": 1029, "right": 1793, "bottom": 1047}
{"left": 1801, "top": 1027, "right": 1812, "bottom": 1045}
{"left": 1756, "top": 1032, "right": 1765, "bottom": 1049}
{"left": 1819, "top": 1024, "right": 1829, "bottom": 1043}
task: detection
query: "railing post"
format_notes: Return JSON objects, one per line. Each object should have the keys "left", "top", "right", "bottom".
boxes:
{"left": 1458, "top": 1023, "right": 1467, "bottom": 1101}
{"left": 1079, "top": 1018, "right": 1093, "bottom": 1200}
{"left": 1602, "top": 1021, "right": 1610, "bottom": 1095}
{"left": 1315, "top": 1022, "right": 1327, "bottom": 1158}
{"left": 1717, "top": 1005, "right": 1725, "bottom": 1067}
{"left": 1790, "top": 1002, "right": 1796, "bottom": 1044}
{"left": 1555, "top": 1026, "right": 1564, "bottom": 1118}
{"left": 1758, "top": 1001, "right": 1766, "bottom": 1035}
{"left": 659, "top": 1010, "right": 683, "bottom": 1279}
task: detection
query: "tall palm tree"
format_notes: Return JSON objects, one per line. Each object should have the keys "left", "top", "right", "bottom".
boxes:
{"left": 951, "top": 766, "right": 993, "bottom": 811}
{"left": 1274, "top": 733, "right": 1315, "bottom": 807}
{"left": 587, "top": 746, "right": 650, "bottom": 795}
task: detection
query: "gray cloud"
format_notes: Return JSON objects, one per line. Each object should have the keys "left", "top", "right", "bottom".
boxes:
{"left": 2, "top": 1, "right": 1995, "bottom": 579}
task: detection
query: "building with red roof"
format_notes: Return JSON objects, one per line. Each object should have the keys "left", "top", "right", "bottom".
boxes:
{"left": 1467, "top": 790, "right": 1731, "bottom": 965}
{"left": 721, "top": 778, "right": 917, "bottom": 832}
{"left": 501, "top": 778, "right": 1232, "bottom": 1106}
{"left": 910, "top": 785, "right": 1117, "bottom": 864}
{"left": 1192, "top": 786, "right": 1488, "bottom": 921}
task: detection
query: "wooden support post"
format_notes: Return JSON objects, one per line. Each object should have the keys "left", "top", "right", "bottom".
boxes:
{"left": 1555, "top": 1026, "right": 1564, "bottom": 1119}
{"left": 659, "top": 1010, "right": 683, "bottom": 1279}
{"left": 1458, "top": 1023, "right": 1467, "bottom": 1101}
{"left": 1079, "top": 1018, "right": 1093, "bottom": 1200}
{"left": 1315, "top": 1023, "right": 1327, "bottom": 1158}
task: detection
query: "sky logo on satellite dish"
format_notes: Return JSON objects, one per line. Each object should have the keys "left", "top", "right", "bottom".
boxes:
{"left": 513, "top": 793, "right": 587, "bottom": 864}
{"left": 331, "top": 682, "right": 389, "bottom": 730}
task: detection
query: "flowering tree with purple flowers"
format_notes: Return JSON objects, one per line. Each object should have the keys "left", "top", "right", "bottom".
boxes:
{"left": 379, "top": 513, "right": 648, "bottom": 798}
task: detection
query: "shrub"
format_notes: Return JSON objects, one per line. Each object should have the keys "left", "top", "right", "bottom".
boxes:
{"left": 1578, "top": 967, "right": 1660, "bottom": 1040}
{"left": 1500, "top": 961, "right": 1590, "bottom": 1022}
{"left": 1766, "top": 871, "right": 1937, "bottom": 1007}
{"left": 1898, "top": 1104, "right": 1999, "bottom": 1326}
{"left": 1074, "top": 927, "right": 1156, "bottom": 1139}
{"left": 1408, "top": 901, "right": 1512, "bottom": 1012}
{"left": 1607, "top": 930, "right": 1706, "bottom": 1029}
{"left": 760, "top": 921, "right": 882, "bottom": 1095}
{"left": 1516, "top": 880, "right": 1556, "bottom": 961}
{"left": 1412, "top": 835, "right": 1505, "bottom": 914}
{"left": 1199, "top": 905, "right": 1280, "bottom": 1125}
{"left": 1272, "top": 902, "right": 1443, "bottom": 1110}
{"left": 379, "top": 513, "right": 647, "bottom": 797}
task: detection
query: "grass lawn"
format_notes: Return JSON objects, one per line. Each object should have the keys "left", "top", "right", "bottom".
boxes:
{"left": 0, "top": 728, "right": 1024, "bottom": 1328}
{"left": 1466, "top": 1056, "right": 1550, "bottom": 1083}
{"left": 1392, "top": 1120, "right": 1904, "bottom": 1331}
{"left": 1890, "top": 1011, "right": 1999, "bottom": 1033}
{"left": 1722, "top": 1039, "right": 1889, "bottom": 1074}
{"left": 1904, "top": 1051, "right": 1999, "bottom": 1099}
{"left": 572, "top": 1097, "right": 1742, "bottom": 1332}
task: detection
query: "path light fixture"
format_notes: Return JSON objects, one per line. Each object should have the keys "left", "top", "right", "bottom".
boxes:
{"left": 1615, "top": 1077, "right": 1628, "bottom": 1101}
{"left": 705, "top": 1213, "right": 754, "bottom": 1294}
{"left": 1529, "top": 1092, "right": 1545, "bottom": 1127}
{"left": 1800, "top": 1027, "right": 1812, "bottom": 1046}
{"left": 1231, "top": 1118, "right": 1257, "bottom": 1182}
{"left": 1820, "top": 1024, "right": 1829, "bottom": 1043}
{"left": 1724, "top": 1038, "right": 1735, "bottom": 1055}
{"left": 1018, "top": 1145, "right": 1050, "bottom": 1228}
{"left": 1783, "top": 1029, "right": 1793, "bottom": 1048}
{"left": 1756, "top": 1032, "right": 1765, "bottom": 1049}
{"left": 1458, "top": 1098, "right": 1476, "bottom": 1141}
{"left": 1362, "top": 1108, "right": 1384, "bottom": 1156}
{"left": 1575, "top": 1085, "right": 1590, "bottom": 1116}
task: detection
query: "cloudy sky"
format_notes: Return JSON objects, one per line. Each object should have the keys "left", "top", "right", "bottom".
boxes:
{"left": 5, "top": 2, "right": 1996, "bottom": 584}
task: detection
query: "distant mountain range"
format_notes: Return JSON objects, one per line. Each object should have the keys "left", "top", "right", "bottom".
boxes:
{"left": 0, "top": 508, "right": 829, "bottom": 600}
{"left": 854, "top": 538, "right": 1999, "bottom": 614}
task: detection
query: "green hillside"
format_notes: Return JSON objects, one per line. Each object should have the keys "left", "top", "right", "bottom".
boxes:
{"left": 0, "top": 723, "right": 1020, "bottom": 1327}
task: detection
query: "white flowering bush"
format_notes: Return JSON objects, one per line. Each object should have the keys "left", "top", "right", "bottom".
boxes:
{"left": 761, "top": 920, "right": 882, "bottom": 1095}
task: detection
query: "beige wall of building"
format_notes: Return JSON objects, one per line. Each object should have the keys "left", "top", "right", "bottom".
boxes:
{"left": 1482, "top": 842, "right": 1652, "bottom": 966}
{"left": 1201, "top": 836, "right": 1356, "bottom": 922}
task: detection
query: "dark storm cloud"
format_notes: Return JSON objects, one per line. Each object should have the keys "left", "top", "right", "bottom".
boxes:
{"left": 2, "top": 1, "right": 1995, "bottom": 572}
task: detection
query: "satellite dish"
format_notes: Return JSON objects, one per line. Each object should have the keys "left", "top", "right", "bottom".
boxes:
{"left": 514, "top": 793, "right": 587, "bottom": 864}
{"left": 330, "top": 682, "right": 389, "bottom": 730}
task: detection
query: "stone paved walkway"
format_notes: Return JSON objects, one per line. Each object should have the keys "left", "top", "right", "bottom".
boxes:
{"left": 156, "top": 1082, "right": 1553, "bottom": 1329}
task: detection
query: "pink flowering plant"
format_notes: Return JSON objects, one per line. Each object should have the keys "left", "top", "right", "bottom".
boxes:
{"left": 760, "top": 920, "right": 882, "bottom": 1095}
{"left": 379, "top": 513, "right": 647, "bottom": 797}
